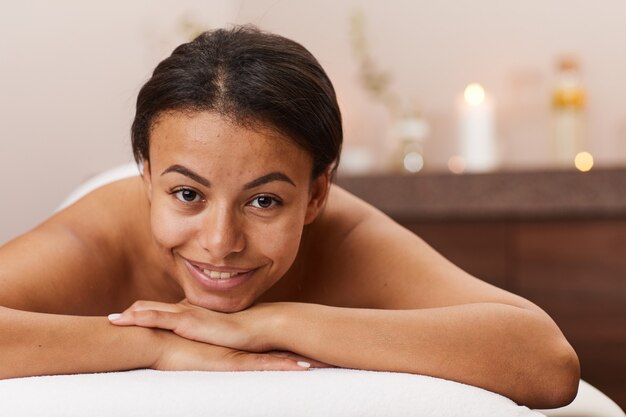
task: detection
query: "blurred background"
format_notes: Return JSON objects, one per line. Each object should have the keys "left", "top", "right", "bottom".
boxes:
{"left": 2, "top": 0, "right": 626, "bottom": 409}
{"left": 2, "top": 0, "right": 625, "bottom": 242}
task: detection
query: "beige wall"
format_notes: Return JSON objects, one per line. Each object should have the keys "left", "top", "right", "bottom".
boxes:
{"left": 2, "top": 0, "right": 626, "bottom": 243}
{"left": 0, "top": 0, "right": 239, "bottom": 243}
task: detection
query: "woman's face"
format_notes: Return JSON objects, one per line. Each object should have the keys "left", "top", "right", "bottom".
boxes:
{"left": 143, "top": 111, "right": 329, "bottom": 312}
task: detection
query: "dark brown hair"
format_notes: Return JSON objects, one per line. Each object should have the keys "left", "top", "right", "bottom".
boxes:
{"left": 131, "top": 25, "right": 342, "bottom": 178}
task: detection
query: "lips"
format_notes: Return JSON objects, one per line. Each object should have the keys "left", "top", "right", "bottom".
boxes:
{"left": 182, "top": 258, "right": 257, "bottom": 291}
{"left": 201, "top": 269, "right": 242, "bottom": 279}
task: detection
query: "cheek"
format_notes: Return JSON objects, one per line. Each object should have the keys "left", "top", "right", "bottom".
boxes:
{"left": 263, "top": 223, "right": 302, "bottom": 256}
{"left": 150, "top": 199, "right": 195, "bottom": 250}
{"left": 252, "top": 214, "right": 305, "bottom": 272}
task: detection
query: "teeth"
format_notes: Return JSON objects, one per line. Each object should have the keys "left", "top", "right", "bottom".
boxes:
{"left": 203, "top": 269, "right": 240, "bottom": 279}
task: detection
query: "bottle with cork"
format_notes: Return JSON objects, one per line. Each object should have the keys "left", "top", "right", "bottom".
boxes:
{"left": 552, "top": 56, "right": 586, "bottom": 168}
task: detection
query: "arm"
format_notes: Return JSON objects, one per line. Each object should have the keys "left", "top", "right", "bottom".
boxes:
{"left": 0, "top": 306, "right": 312, "bottom": 379}
{"left": 266, "top": 302, "right": 579, "bottom": 409}
{"left": 0, "top": 307, "right": 158, "bottom": 379}
{"left": 114, "top": 298, "right": 577, "bottom": 408}
{"left": 266, "top": 215, "right": 580, "bottom": 408}
{"left": 0, "top": 187, "right": 159, "bottom": 378}
{"left": 286, "top": 196, "right": 580, "bottom": 408}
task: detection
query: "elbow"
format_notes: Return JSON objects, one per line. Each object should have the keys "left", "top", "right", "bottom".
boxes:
{"left": 549, "top": 342, "right": 581, "bottom": 408}
{"left": 530, "top": 339, "right": 581, "bottom": 409}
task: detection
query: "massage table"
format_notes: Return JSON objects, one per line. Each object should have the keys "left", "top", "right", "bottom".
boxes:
{"left": 0, "top": 368, "right": 622, "bottom": 416}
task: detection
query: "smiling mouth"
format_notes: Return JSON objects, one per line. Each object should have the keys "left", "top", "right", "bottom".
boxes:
{"left": 200, "top": 269, "right": 243, "bottom": 279}
{"left": 183, "top": 258, "right": 257, "bottom": 281}
{"left": 181, "top": 257, "right": 261, "bottom": 294}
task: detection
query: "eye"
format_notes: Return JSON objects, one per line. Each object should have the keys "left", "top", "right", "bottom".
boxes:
{"left": 173, "top": 188, "right": 202, "bottom": 203}
{"left": 249, "top": 195, "right": 281, "bottom": 209}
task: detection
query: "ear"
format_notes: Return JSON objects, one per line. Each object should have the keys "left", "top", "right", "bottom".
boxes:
{"left": 304, "top": 168, "right": 332, "bottom": 225}
{"left": 141, "top": 160, "right": 153, "bottom": 203}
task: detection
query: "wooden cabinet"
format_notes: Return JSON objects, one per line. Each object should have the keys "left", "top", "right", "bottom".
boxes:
{"left": 338, "top": 169, "right": 626, "bottom": 409}
{"left": 517, "top": 220, "right": 626, "bottom": 406}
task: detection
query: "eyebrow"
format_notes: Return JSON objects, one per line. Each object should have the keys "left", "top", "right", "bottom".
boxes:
{"left": 243, "top": 172, "right": 296, "bottom": 189}
{"left": 160, "top": 165, "right": 296, "bottom": 189}
{"left": 161, "top": 165, "right": 209, "bottom": 187}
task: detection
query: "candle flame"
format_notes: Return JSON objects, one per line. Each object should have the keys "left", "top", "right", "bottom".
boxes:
{"left": 464, "top": 83, "right": 486, "bottom": 106}
{"left": 575, "top": 151, "right": 593, "bottom": 172}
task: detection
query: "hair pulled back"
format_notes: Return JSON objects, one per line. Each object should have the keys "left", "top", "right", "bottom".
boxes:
{"left": 131, "top": 25, "right": 342, "bottom": 178}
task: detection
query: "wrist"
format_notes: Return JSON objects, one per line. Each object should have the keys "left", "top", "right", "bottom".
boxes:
{"left": 100, "top": 317, "right": 166, "bottom": 371}
{"left": 244, "top": 302, "right": 293, "bottom": 352}
{"left": 260, "top": 302, "right": 297, "bottom": 352}
{"left": 131, "top": 325, "right": 170, "bottom": 370}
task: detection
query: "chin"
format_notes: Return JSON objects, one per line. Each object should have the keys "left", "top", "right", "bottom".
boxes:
{"left": 185, "top": 291, "right": 254, "bottom": 313}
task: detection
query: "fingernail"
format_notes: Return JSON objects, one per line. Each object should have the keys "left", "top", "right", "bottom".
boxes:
{"left": 297, "top": 361, "right": 311, "bottom": 369}
{"left": 108, "top": 313, "right": 122, "bottom": 321}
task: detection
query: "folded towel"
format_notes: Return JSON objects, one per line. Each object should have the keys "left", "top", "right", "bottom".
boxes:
{"left": 0, "top": 368, "right": 543, "bottom": 417}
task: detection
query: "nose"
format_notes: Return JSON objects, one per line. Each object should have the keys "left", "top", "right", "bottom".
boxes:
{"left": 198, "top": 204, "right": 245, "bottom": 259}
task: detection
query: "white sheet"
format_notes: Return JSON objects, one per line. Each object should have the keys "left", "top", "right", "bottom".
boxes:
{"left": 0, "top": 368, "right": 543, "bottom": 417}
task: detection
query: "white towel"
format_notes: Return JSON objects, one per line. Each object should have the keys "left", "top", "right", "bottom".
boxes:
{"left": 0, "top": 368, "right": 543, "bottom": 417}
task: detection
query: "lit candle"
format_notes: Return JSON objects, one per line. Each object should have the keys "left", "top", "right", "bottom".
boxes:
{"left": 574, "top": 151, "right": 593, "bottom": 172}
{"left": 457, "top": 83, "right": 498, "bottom": 172}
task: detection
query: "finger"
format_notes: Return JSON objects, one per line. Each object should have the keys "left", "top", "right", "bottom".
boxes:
{"left": 107, "top": 300, "right": 184, "bottom": 324}
{"left": 266, "top": 351, "right": 331, "bottom": 368}
{"left": 124, "top": 300, "right": 183, "bottom": 314}
{"left": 108, "top": 309, "right": 180, "bottom": 332}
{"left": 232, "top": 352, "right": 312, "bottom": 372}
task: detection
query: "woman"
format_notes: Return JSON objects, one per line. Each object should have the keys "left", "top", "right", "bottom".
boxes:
{"left": 0, "top": 26, "right": 578, "bottom": 408}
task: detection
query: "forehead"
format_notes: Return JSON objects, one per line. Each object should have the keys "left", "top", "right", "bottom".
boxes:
{"left": 149, "top": 111, "right": 313, "bottom": 176}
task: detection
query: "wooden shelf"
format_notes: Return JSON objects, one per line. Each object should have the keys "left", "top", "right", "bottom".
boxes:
{"left": 337, "top": 167, "right": 626, "bottom": 221}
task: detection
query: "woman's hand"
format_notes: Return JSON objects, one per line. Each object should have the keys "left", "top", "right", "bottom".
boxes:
{"left": 110, "top": 299, "right": 263, "bottom": 350}
{"left": 153, "top": 329, "right": 315, "bottom": 372}
{"left": 109, "top": 300, "right": 330, "bottom": 369}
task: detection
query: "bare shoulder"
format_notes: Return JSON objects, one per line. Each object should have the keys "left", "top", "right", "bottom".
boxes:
{"left": 304, "top": 185, "right": 538, "bottom": 311}
{"left": 312, "top": 185, "right": 375, "bottom": 239}
{"left": 0, "top": 177, "right": 149, "bottom": 314}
